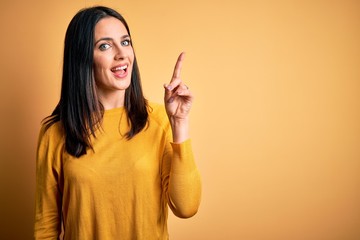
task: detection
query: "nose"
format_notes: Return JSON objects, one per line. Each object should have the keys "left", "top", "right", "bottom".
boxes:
{"left": 114, "top": 45, "right": 125, "bottom": 60}
{"left": 114, "top": 53, "right": 124, "bottom": 60}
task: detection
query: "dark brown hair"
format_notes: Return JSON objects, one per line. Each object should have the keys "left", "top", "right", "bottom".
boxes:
{"left": 44, "top": 6, "right": 148, "bottom": 157}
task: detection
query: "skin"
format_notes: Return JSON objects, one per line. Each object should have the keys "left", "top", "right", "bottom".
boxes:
{"left": 93, "top": 17, "right": 193, "bottom": 143}
{"left": 93, "top": 17, "right": 134, "bottom": 109}
{"left": 164, "top": 52, "right": 194, "bottom": 143}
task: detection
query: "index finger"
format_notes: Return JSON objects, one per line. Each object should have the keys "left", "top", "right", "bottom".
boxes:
{"left": 171, "top": 52, "right": 185, "bottom": 81}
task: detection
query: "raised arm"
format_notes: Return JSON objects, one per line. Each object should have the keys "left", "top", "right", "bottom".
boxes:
{"left": 163, "top": 52, "right": 193, "bottom": 143}
{"left": 163, "top": 53, "right": 201, "bottom": 218}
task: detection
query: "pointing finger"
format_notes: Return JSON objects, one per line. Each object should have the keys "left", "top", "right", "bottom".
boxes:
{"left": 171, "top": 52, "right": 185, "bottom": 81}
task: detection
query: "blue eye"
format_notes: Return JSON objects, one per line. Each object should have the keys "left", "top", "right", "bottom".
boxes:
{"left": 121, "top": 39, "right": 131, "bottom": 46}
{"left": 99, "top": 43, "right": 111, "bottom": 51}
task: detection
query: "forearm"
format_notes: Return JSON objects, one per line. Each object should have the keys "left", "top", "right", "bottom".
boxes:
{"left": 169, "top": 170, "right": 201, "bottom": 218}
{"left": 168, "top": 140, "right": 202, "bottom": 218}
{"left": 34, "top": 183, "right": 62, "bottom": 239}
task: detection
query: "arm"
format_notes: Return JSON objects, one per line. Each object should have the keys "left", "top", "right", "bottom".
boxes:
{"left": 167, "top": 140, "right": 201, "bottom": 218}
{"left": 163, "top": 52, "right": 192, "bottom": 143}
{"left": 163, "top": 52, "right": 202, "bottom": 218}
{"left": 34, "top": 126, "right": 62, "bottom": 239}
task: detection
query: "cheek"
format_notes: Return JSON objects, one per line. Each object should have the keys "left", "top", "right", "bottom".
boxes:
{"left": 93, "top": 64, "right": 101, "bottom": 80}
{"left": 93, "top": 58, "right": 108, "bottom": 76}
{"left": 126, "top": 47, "right": 135, "bottom": 61}
{"left": 130, "top": 50, "right": 135, "bottom": 61}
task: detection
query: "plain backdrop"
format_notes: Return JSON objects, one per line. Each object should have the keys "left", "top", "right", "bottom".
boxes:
{"left": 1, "top": 0, "right": 359, "bottom": 239}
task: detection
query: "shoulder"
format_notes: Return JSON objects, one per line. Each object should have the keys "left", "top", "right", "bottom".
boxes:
{"left": 36, "top": 121, "right": 65, "bottom": 169}
{"left": 148, "top": 102, "right": 168, "bottom": 121}
{"left": 147, "top": 102, "right": 170, "bottom": 130}
{"left": 37, "top": 121, "right": 64, "bottom": 150}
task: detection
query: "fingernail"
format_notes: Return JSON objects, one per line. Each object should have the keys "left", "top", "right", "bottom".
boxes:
{"left": 168, "top": 97, "right": 174, "bottom": 103}
{"left": 167, "top": 85, "right": 173, "bottom": 90}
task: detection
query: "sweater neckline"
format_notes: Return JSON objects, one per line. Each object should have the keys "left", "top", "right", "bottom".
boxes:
{"left": 103, "top": 107, "right": 125, "bottom": 117}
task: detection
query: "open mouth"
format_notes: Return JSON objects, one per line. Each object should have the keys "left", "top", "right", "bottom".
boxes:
{"left": 111, "top": 65, "right": 127, "bottom": 73}
{"left": 111, "top": 65, "right": 128, "bottom": 77}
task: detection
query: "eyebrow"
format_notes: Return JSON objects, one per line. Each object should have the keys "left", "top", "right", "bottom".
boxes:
{"left": 94, "top": 35, "right": 130, "bottom": 45}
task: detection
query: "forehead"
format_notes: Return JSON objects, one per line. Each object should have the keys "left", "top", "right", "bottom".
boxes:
{"left": 94, "top": 16, "right": 129, "bottom": 38}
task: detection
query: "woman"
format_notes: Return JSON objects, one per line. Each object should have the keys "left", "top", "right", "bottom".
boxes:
{"left": 34, "top": 6, "right": 201, "bottom": 240}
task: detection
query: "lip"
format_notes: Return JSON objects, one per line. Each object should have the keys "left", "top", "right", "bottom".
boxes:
{"left": 111, "top": 63, "right": 129, "bottom": 79}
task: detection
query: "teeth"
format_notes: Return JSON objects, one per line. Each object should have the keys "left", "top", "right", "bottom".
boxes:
{"left": 113, "top": 65, "right": 127, "bottom": 71}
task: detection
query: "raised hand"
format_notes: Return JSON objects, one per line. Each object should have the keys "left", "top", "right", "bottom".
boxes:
{"left": 164, "top": 52, "right": 193, "bottom": 120}
{"left": 163, "top": 52, "right": 194, "bottom": 142}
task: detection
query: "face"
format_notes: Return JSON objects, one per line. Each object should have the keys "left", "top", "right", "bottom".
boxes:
{"left": 93, "top": 17, "right": 134, "bottom": 102}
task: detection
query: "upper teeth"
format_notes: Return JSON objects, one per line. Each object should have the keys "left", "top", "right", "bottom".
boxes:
{"left": 114, "top": 65, "right": 127, "bottom": 71}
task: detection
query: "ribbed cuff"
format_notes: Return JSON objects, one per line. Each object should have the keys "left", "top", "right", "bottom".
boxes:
{"left": 170, "top": 139, "right": 197, "bottom": 174}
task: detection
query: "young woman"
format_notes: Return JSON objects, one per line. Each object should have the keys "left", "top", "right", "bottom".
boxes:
{"left": 34, "top": 6, "right": 201, "bottom": 240}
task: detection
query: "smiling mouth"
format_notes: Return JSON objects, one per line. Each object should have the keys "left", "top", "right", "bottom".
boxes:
{"left": 111, "top": 65, "right": 128, "bottom": 78}
{"left": 111, "top": 65, "right": 128, "bottom": 73}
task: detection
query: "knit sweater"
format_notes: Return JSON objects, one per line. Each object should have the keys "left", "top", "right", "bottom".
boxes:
{"left": 34, "top": 103, "right": 201, "bottom": 240}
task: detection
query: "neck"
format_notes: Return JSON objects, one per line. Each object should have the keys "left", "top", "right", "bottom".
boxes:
{"left": 97, "top": 90, "right": 125, "bottom": 110}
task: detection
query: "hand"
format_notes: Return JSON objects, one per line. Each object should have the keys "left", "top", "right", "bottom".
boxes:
{"left": 164, "top": 52, "right": 194, "bottom": 123}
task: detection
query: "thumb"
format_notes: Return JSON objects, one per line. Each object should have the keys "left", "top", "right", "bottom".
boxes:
{"left": 163, "top": 84, "right": 175, "bottom": 103}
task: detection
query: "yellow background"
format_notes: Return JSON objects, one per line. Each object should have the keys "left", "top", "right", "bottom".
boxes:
{"left": 1, "top": 0, "right": 360, "bottom": 239}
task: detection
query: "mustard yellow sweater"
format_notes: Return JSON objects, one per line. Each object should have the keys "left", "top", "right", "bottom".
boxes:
{"left": 34, "top": 103, "right": 201, "bottom": 240}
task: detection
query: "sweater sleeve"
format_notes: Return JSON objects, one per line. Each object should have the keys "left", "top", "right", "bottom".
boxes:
{"left": 34, "top": 125, "right": 63, "bottom": 239}
{"left": 165, "top": 139, "right": 202, "bottom": 218}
